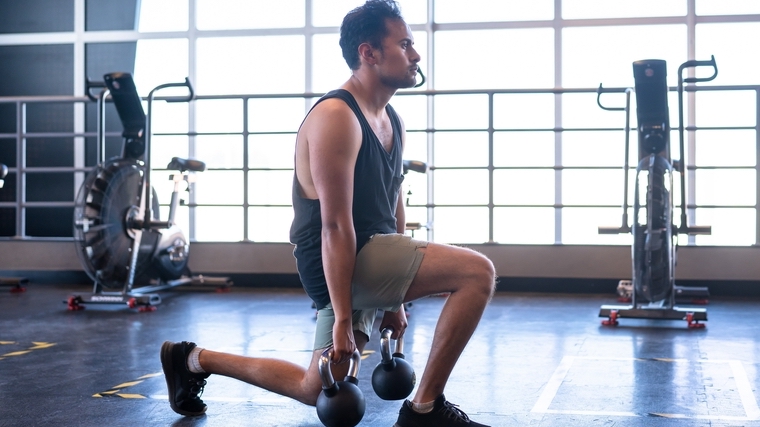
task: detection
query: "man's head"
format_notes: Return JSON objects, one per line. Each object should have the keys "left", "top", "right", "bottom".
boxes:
{"left": 339, "top": 0, "right": 404, "bottom": 70}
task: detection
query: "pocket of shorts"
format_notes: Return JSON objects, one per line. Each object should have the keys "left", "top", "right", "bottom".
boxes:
{"left": 369, "top": 233, "right": 405, "bottom": 246}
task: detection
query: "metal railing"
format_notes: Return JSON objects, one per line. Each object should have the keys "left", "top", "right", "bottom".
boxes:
{"left": 1, "top": 84, "right": 758, "bottom": 244}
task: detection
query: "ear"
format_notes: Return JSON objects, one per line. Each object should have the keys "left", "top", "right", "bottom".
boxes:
{"left": 358, "top": 42, "right": 379, "bottom": 66}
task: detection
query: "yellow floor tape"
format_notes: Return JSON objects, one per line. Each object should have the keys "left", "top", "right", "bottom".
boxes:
{"left": 1, "top": 342, "right": 55, "bottom": 359}
{"left": 95, "top": 372, "right": 163, "bottom": 399}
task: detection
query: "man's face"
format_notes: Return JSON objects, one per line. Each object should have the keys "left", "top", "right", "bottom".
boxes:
{"left": 375, "top": 19, "right": 421, "bottom": 89}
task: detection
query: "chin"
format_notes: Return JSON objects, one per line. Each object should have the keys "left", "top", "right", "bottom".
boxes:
{"left": 380, "top": 75, "right": 416, "bottom": 89}
{"left": 400, "top": 78, "right": 417, "bottom": 89}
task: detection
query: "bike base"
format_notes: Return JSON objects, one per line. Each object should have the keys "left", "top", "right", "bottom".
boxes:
{"left": 599, "top": 304, "right": 707, "bottom": 328}
{"left": 65, "top": 275, "right": 233, "bottom": 311}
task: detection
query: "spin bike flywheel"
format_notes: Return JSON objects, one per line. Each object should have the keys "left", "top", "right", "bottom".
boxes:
{"left": 73, "top": 159, "right": 161, "bottom": 289}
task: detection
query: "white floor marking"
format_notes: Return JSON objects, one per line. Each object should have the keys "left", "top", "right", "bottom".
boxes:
{"left": 730, "top": 360, "right": 760, "bottom": 420}
{"left": 531, "top": 356, "right": 760, "bottom": 421}
{"left": 531, "top": 355, "right": 574, "bottom": 414}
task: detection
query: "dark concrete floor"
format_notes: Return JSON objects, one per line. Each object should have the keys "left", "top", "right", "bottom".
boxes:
{"left": 1, "top": 283, "right": 759, "bottom": 427}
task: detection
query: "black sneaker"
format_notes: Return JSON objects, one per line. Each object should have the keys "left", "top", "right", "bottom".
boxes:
{"left": 394, "top": 394, "right": 490, "bottom": 427}
{"left": 160, "top": 341, "right": 210, "bottom": 416}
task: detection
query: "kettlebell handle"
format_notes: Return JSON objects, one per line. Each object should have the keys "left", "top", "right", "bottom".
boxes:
{"left": 319, "top": 348, "right": 361, "bottom": 389}
{"left": 380, "top": 327, "right": 405, "bottom": 363}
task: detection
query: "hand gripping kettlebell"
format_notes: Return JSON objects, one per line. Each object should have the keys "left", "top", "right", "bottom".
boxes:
{"left": 316, "top": 348, "right": 365, "bottom": 427}
{"left": 371, "top": 327, "right": 416, "bottom": 400}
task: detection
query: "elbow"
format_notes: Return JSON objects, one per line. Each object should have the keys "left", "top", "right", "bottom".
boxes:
{"left": 321, "top": 220, "right": 355, "bottom": 241}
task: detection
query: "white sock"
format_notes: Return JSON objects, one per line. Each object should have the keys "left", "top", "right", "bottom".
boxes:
{"left": 187, "top": 346, "right": 206, "bottom": 374}
{"left": 411, "top": 400, "right": 435, "bottom": 414}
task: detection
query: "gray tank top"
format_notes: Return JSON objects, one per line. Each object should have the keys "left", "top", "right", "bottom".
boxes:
{"left": 289, "top": 89, "right": 404, "bottom": 309}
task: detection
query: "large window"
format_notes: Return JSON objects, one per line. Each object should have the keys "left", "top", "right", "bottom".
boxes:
{"left": 2, "top": 1, "right": 756, "bottom": 247}
{"left": 130, "top": 0, "right": 759, "bottom": 246}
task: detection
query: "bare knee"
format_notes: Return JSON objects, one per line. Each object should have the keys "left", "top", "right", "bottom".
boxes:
{"left": 301, "top": 382, "right": 322, "bottom": 406}
{"left": 297, "top": 371, "right": 324, "bottom": 406}
{"left": 300, "top": 358, "right": 326, "bottom": 407}
{"left": 470, "top": 251, "right": 496, "bottom": 299}
{"left": 408, "top": 244, "right": 496, "bottom": 302}
{"left": 449, "top": 248, "right": 495, "bottom": 299}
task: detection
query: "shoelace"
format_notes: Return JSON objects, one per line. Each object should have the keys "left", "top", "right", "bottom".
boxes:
{"left": 440, "top": 400, "right": 470, "bottom": 422}
{"left": 187, "top": 378, "right": 207, "bottom": 400}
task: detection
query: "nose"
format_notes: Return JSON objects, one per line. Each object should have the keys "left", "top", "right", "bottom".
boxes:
{"left": 409, "top": 46, "right": 421, "bottom": 64}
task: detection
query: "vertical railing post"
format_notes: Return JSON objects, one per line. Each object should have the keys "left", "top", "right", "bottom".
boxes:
{"left": 243, "top": 97, "right": 250, "bottom": 242}
{"left": 756, "top": 88, "right": 760, "bottom": 246}
{"left": 15, "top": 101, "right": 25, "bottom": 239}
{"left": 487, "top": 92, "right": 495, "bottom": 243}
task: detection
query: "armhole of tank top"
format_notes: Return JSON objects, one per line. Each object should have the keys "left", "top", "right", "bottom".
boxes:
{"left": 386, "top": 104, "right": 403, "bottom": 155}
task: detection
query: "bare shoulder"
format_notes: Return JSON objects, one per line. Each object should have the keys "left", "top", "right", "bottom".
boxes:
{"left": 302, "top": 98, "right": 361, "bottom": 141}
{"left": 300, "top": 96, "right": 363, "bottom": 176}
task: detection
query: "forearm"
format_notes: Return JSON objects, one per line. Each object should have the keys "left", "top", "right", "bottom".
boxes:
{"left": 395, "top": 189, "right": 406, "bottom": 234}
{"left": 321, "top": 225, "right": 357, "bottom": 321}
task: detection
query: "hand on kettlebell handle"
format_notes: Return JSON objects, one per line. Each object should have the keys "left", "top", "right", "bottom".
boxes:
{"left": 316, "top": 348, "right": 365, "bottom": 427}
{"left": 371, "top": 327, "right": 416, "bottom": 400}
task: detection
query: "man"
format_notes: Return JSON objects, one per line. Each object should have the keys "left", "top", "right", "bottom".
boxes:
{"left": 160, "top": 1, "right": 495, "bottom": 426}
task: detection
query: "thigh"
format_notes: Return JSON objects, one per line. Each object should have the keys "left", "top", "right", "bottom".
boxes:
{"left": 403, "top": 242, "right": 494, "bottom": 302}
{"left": 351, "top": 233, "right": 427, "bottom": 311}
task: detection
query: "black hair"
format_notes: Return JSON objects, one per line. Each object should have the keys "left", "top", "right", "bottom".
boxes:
{"left": 339, "top": 0, "right": 404, "bottom": 70}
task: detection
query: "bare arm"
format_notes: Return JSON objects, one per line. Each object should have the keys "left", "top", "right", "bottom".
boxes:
{"left": 395, "top": 188, "right": 406, "bottom": 234}
{"left": 395, "top": 113, "right": 408, "bottom": 234}
{"left": 382, "top": 188, "right": 409, "bottom": 340}
{"left": 302, "top": 100, "right": 362, "bottom": 363}
{"left": 382, "top": 109, "right": 408, "bottom": 339}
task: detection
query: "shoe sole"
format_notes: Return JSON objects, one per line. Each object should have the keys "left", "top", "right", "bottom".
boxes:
{"left": 160, "top": 341, "right": 207, "bottom": 417}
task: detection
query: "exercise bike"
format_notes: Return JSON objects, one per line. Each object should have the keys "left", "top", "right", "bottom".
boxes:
{"left": 597, "top": 56, "right": 718, "bottom": 328}
{"left": 68, "top": 72, "right": 231, "bottom": 311}
{"left": 0, "top": 163, "right": 29, "bottom": 293}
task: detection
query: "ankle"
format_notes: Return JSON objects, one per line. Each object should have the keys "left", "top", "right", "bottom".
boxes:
{"left": 187, "top": 346, "right": 206, "bottom": 374}
{"left": 410, "top": 399, "right": 435, "bottom": 414}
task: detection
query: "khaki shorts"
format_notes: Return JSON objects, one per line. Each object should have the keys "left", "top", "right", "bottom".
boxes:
{"left": 313, "top": 233, "right": 428, "bottom": 350}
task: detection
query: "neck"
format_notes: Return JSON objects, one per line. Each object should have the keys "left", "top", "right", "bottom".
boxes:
{"left": 341, "top": 73, "right": 396, "bottom": 116}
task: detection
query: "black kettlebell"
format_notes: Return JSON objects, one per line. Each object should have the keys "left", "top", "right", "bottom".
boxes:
{"left": 316, "top": 348, "right": 365, "bottom": 427}
{"left": 371, "top": 327, "right": 416, "bottom": 400}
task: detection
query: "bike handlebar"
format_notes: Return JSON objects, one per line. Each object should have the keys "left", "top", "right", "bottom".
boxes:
{"left": 154, "top": 77, "right": 195, "bottom": 103}
{"left": 85, "top": 78, "right": 108, "bottom": 102}
{"left": 679, "top": 55, "right": 718, "bottom": 84}
{"left": 87, "top": 76, "right": 195, "bottom": 103}
{"left": 596, "top": 84, "right": 633, "bottom": 111}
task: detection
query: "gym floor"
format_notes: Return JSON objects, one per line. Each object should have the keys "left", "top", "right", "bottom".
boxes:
{"left": 1, "top": 283, "right": 759, "bottom": 427}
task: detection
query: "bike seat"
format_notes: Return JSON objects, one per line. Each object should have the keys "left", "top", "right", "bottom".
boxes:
{"left": 167, "top": 157, "right": 206, "bottom": 172}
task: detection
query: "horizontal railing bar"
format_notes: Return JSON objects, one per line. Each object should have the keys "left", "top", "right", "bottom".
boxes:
{"left": 1, "top": 84, "right": 756, "bottom": 106}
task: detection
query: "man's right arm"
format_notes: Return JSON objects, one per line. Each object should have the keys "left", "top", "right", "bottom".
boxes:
{"left": 302, "top": 99, "right": 363, "bottom": 363}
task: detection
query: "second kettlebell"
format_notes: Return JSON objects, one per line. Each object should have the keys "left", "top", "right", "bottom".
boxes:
{"left": 371, "top": 327, "right": 416, "bottom": 400}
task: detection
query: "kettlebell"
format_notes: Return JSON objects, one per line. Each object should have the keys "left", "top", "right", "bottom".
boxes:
{"left": 316, "top": 348, "right": 365, "bottom": 427}
{"left": 371, "top": 327, "right": 416, "bottom": 400}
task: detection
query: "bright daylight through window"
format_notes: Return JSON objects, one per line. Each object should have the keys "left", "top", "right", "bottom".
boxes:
{"left": 133, "top": 0, "right": 758, "bottom": 246}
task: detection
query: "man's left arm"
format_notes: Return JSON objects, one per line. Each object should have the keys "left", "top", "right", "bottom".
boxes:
{"left": 384, "top": 189, "right": 409, "bottom": 339}
{"left": 395, "top": 187, "right": 406, "bottom": 234}
{"left": 395, "top": 114, "right": 407, "bottom": 235}
{"left": 384, "top": 115, "right": 409, "bottom": 340}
